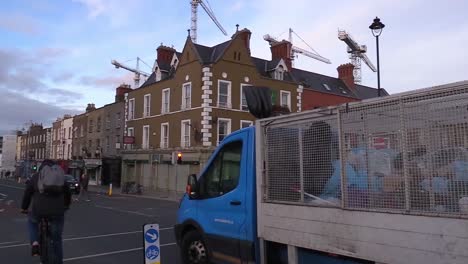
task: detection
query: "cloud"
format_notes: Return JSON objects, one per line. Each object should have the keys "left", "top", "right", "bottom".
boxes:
{"left": 0, "top": 90, "right": 80, "bottom": 132}
{"left": 230, "top": 1, "right": 245, "bottom": 12}
{"left": 72, "top": 0, "right": 106, "bottom": 18}
{"left": 79, "top": 72, "right": 134, "bottom": 88}
{"left": 45, "top": 88, "right": 84, "bottom": 102}
{"left": 72, "top": 0, "right": 147, "bottom": 27}
{"left": 52, "top": 72, "right": 75, "bottom": 83}
{"left": 0, "top": 47, "right": 84, "bottom": 105}
{"left": 0, "top": 49, "right": 50, "bottom": 92}
{"left": 0, "top": 13, "right": 41, "bottom": 35}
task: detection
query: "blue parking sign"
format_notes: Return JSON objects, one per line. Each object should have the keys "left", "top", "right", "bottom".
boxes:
{"left": 145, "top": 245, "right": 160, "bottom": 260}
{"left": 143, "top": 224, "right": 161, "bottom": 264}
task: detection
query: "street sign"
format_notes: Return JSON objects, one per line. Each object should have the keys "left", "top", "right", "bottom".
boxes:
{"left": 123, "top": 136, "right": 135, "bottom": 144}
{"left": 143, "top": 223, "right": 160, "bottom": 264}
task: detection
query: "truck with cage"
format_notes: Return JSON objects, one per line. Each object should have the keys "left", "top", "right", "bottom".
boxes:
{"left": 175, "top": 81, "right": 468, "bottom": 264}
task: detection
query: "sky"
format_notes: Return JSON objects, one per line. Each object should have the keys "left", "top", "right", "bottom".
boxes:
{"left": 0, "top": 0, "right": 467, "bottom": 135}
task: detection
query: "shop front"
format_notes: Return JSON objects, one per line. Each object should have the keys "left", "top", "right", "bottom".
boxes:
{"left": 68, "top": 158, "right": 85, "bottom": 180}
{"left": 84, "top": 158, "right": 102, "bottom": 185}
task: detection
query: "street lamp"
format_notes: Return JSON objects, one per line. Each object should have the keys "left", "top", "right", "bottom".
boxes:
{"left": 369, "top": 16, "right": 385, "bottom": 97}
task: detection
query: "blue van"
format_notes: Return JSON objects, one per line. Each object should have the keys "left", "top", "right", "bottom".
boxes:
{"left": 175, "top": 126, "right": 257, "bottom": 264}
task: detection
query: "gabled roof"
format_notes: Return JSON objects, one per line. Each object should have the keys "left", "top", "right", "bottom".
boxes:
{"left": 290, "top": 68, "right": 357, "bottom": 98}
{"left": 354, "top": 84, "right": 389, "bottom": 99}
{"left": 134, "top": 32, "right": 383, "bottom": 100}
{"left": 141, "top": 72, "right": 156, "bottom": 87}
{"left": 193, "top": 40, "right": 231, "bottom": 64}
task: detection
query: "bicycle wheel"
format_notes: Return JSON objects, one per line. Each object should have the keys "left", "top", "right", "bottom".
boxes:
{"left": 39, "top": 219, "right": 49, "bottom": 264}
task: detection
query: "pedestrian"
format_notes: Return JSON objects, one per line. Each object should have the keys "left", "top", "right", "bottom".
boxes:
{"left": 77, "top": 171, "right": 90, "bottom": 202}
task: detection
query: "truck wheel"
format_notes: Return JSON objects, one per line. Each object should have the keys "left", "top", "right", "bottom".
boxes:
{"left": 181, "top": 230, "right": 210, "bottom": 264}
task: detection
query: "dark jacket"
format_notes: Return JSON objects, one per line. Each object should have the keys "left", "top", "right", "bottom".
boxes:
{"left": 21, "top": 173, "right": 72, "bottom": 217}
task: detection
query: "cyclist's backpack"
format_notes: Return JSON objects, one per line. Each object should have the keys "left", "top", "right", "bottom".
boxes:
{"left": 37, "top": 164, "right": 65, "bottom": 195}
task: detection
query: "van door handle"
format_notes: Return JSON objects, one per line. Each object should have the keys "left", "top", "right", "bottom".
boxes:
{"left": 230, "top": 200, "right": 241, "bottom": 206}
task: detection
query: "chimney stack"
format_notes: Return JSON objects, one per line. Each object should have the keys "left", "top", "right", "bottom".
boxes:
{"left": 270, "top": 40, "right": 293, "bottom": 70}
{"left": 115, "top": 83, "right": 133, "bottom": 102}
{"left": 337, "top": 63, "right": 355, "bottom": 90}
{"left": 156, "top": 44, "right": 176, "bottom": 66}
{"left": 86, "top": 103, "right": 96, "bottom": 113}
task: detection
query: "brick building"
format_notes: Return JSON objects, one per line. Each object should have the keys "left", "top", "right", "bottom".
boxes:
{"left": 119, "top": 27, "right": 383, "bottom": 189}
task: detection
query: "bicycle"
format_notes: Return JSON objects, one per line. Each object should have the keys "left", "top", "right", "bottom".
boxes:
{"left": 122, "top": 182, "right": 143, "bottom": 195}
{"left": 21, "top": 211, "right": 56, "bottom": 264}
{"left": 39, "top": 217, "right": 55, "bottom": 264}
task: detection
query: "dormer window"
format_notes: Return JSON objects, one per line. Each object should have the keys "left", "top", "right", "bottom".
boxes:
{"left": 274, "top": 65, "right": 284, "bottom": 80}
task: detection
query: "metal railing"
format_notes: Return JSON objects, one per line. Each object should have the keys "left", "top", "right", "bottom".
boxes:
{"left": 262, "top": 82, "right": 468, "bottom": 217}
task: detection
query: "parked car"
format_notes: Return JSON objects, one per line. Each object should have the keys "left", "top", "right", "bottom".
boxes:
{"left": 65, "top": 174, "right": 80, "bottom": 194}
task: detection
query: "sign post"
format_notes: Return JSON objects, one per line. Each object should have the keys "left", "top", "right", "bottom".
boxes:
{"left": 143, "top": 223, "right": 161, "bottom": 264}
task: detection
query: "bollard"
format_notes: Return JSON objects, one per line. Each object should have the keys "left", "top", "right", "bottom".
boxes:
{"left": 108, "top": 183, "right": 113, "bottom": 196}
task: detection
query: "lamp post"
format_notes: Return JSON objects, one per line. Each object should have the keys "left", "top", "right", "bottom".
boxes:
{"left": 369, "top": 16, "right": 385, "bottom": 97}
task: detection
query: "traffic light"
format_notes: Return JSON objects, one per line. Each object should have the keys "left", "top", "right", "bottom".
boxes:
{"left": 31, "top": 163, "right": 37, "bottom": 172}
{"left": 177, "top": 152, "right": 182, "bottom": 164}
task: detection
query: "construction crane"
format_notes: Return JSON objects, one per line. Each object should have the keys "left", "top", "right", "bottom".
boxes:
{"left": 111, "top": 57, "right": 151, "bottom": 88}
{"left": 190, "top": 0, "right": 227, "bottom": 43}
{"left": 263, "top": 28, "right": 331, "bottom": 65}
{"left": 338, "top": 30, "right": 377, "bottom": 84}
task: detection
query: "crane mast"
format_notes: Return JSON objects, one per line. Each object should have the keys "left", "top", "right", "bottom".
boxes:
{"left": 111, "top": 57, "right": 150, "bottom": 88}
{"left": 190, "top": 1, "right": 198, "bottom": 43}
{"left": 190, "top": 0, "right": 227, "bottom": 43}
{"left": 338, "top": 30, "right": 377, "bottom": 84}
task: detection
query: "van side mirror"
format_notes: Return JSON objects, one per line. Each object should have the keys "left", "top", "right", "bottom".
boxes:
{"left": 186, "top": 174, "right": 198, "bottom": 199}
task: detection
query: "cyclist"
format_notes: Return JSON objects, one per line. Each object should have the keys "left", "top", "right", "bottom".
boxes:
{"left": 21, "top": 159, "right": 71, "bottom": 263}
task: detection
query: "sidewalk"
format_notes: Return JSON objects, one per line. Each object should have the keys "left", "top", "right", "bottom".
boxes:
{"left": 87, "top": 184, "right": 183, "bottom": 202}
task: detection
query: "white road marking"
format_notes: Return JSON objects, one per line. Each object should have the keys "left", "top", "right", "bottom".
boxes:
{"left": 0, "top": 242, "right": 29, "bottom": 249}
{"left": 0, "top": 192, "right": 7, "bottom": 197}
{"left": 0, "top": 240, "right": 21, "bottom": 245}
{"left": 64, "top": 227, "right": 173, "bottom": 242}
{"left": 0, "top": 184, "right": 24, "bottom": 190}
{"left": 63, "top": 243, "right": 177, "bottom": 261}
{"left": 94, "top": 204, "right": 155, "bottom": 217}
{"left": 0, "top": 209, "right": 4, "bottom": 213}
{"left": 0, "top": 227, "right": 174, "bottom": 249}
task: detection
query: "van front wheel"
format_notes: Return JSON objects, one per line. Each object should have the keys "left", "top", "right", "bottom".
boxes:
{"left": 181, "top": 231, "right": 210, "bottom": 264}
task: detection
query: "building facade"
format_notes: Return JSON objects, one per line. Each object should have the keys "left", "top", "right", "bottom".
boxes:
{"left": 85, "top": 104, "right": 105, "bottom": 185}
{"left": 72, "top": 108, "right": 91, "bottom": 158}
{"left": 62, "top": 117, "right": 73, "bottom": 160}
{"left": 44, "top": 128, "right": 52, "bottom": 159}
{"left": 51, "top": 115, "right": 73, "bottom": 160}
{"left": 52, "top": 119, "right": 61, "bottom": 160}
{"left": 0, "top": 135, "right": 18, "bottom": 177}
{"left": 28, "top": 124, "right": 47, "bottom": 161}
{"left": 100, "top": 85, "right": 130, "bottom": 186}
{"left": 16, "top": 133, "right": 22, "bottom": 162}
